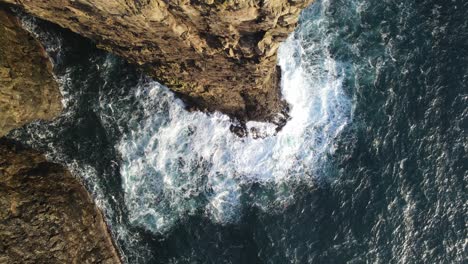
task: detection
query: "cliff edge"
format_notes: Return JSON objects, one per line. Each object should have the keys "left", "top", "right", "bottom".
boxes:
{"left": 1, "top": 0, "right": 314, "bottom": 122}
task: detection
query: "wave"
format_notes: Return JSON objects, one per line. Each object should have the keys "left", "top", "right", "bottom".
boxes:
{"left": 118, "top": 0, "right": 352, "bottom": 234}
{"left": 12, "top": 0, "right": 354, "bottom": 256}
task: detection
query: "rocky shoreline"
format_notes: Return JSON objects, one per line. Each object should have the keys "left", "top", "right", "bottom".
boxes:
{"left": 0, "top": 0, "right": 314, "bottom": 123}
{"left": 0, "top": 7, "right": 121, "bottom": 263}
{"left": 0, "top": 1, "right": 314, "bottom": 262}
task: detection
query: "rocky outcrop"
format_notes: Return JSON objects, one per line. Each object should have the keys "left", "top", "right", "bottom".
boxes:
{"left": 1, "top": 0, "right": 314, "bottom": 122}
{"left": 0, "top": 8, "right": 120, "bottom": 263}
{"left": 0, "top": 8, "right": 62, "bottom": 137}
{"left": 0, "top": 139, "right": 121, "bottom": 263}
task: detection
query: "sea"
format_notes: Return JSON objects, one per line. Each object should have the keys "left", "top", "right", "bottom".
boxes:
{"left": 9, "top": 0, "right": 467, "bottom": 263}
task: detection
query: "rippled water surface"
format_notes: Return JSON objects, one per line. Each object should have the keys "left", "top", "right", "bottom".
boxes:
{"left": 10, "top": 0, "right": 467, "bottom": 263}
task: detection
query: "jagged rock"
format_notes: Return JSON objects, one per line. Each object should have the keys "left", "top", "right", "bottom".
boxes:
{"left": 0, "top": 8, "right": 62, "bottom": 137}
{"left": 1, "top": 0, "right": 314, "bottom": 122}
{"left": 0, "top": 139, "right": 121, "bottom": 264}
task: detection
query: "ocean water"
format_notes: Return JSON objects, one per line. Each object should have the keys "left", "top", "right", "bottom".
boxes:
{"left": 9, "top": 0, "right": 467, "bottom": 263}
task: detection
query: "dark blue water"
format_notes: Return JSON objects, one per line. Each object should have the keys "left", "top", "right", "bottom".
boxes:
{"left": 10, "top": 0, "right": 467, "bottom": 263}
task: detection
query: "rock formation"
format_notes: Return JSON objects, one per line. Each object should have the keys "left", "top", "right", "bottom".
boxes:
{"left": 0, "top": 139, "right": 121, "bottom": 263}
{"left": 0, "top": 8, "right": 62, "bottom": 137}
{"left": 1, "top": 0, "right": 314, "bottom": 122}
{"left": 0, "top": 8, "right": 121, "bottom": 263}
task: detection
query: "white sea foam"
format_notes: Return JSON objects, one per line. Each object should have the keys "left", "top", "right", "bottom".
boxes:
{"left": 13, "top": 0, "right": 353, "bottom": 259}
{"left": 118, "top": 0, "right": 352, "bottom": 234}
{"left": 18, "top": 0, "right": 351, "bottom": 238}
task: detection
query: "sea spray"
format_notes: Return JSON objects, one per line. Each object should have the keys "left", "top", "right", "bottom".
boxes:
{"left": 12, "top": 0, "right": 354, "bottom": 258}
{"left": 118, "top": 0, "right": 352, "bottom": 234}
{"left": 16, "top": 2, "right": 352, "bottom": 237}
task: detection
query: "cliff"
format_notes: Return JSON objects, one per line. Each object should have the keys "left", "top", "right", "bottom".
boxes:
{"left": 0, "top": 9, "right": 121, "bottom": 263}
{"left": 0, "top": 8, "right": 62, "bottom": 137}
{"left": 1, "top": 0, "right": 314, "bottom": 122}
{"left": 0, "top": 139, "right": 121, "bottom": 263}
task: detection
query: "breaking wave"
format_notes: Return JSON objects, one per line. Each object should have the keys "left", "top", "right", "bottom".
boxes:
{"left": 118, "top": 0, "right": 352, "bottom": 234}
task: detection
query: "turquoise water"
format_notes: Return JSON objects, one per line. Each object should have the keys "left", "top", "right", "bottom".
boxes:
{"left": 10, "top": 0, "right": 467, "bottom": 263}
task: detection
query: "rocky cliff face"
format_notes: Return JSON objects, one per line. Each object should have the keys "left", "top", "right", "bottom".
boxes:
{"left": 0, "top": 8, "right": 121, "bottom": 263}
{"left": 0, "top": 139, "right": 121, "bottom": 263}
{"left": 0, "top": 8, "right": 62, "bottom": 137}
{"left": 1, "top": 0, "right": 314, "bottom": 122}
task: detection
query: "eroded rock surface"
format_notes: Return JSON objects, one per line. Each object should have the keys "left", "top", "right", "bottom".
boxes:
{"left": 0, "top": 8, "right": 62, "bottom": 136}
{"left": 0, "top": 9, "right": 120, "bottom": 263}
{"left": 1, "top": 0, "right": 314, "bottom": 122}
{"left": 0, "top": 139, "right": 121, "bottom": 264}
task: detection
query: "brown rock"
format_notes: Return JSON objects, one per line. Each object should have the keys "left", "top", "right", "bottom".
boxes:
{"left": 0, "top": 7, "right": 120, "bottom": 263}
{"left": 0, "top": 0, "right": 314, "bottom": 122}
{"left": 0, "top": 8, "right": 62, "bottom": 137}
{"left": 0, "top": 139, "right": 121, "bottom": 264}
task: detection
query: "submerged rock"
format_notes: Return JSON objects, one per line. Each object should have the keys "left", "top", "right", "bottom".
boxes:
{"left": 1, "top": 0, "right": 314, "bottom": 122}
{"left": 0, "top": 8, "right": 62, "bottom": 137}
{"left": 0, "top": 139, "right": 121, "bottom": 263}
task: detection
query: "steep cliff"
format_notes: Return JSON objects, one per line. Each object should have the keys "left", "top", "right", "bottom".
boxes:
{"left": 1, "top": 0, "right": 314, "bottom": 122}
{"left": 0, "top": 8, "right": 62, "bottom": 137}
{"left": 0, "top": 139, "right": 121, "bottom": 263}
